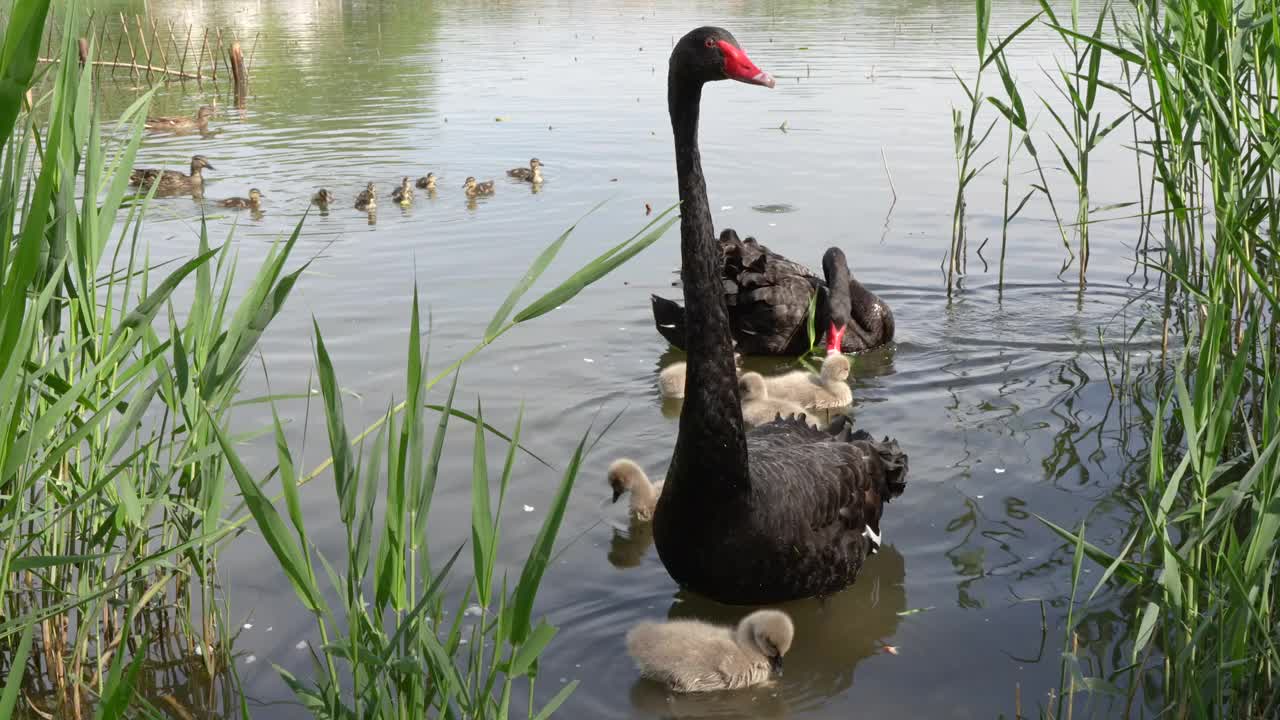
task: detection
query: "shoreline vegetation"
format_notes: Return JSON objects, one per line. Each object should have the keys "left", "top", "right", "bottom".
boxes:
{"left": 1, "top": 0, "right": 1276, "bottom": 718}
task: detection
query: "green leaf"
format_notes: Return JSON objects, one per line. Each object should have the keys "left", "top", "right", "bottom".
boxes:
{"left": 976, "top": 0, "right": 991, "bottom": 61}
{"left": 0, "top": 0, "right": 52, "bottom": 148}
{"left": 0, "top": 623, "right": 34, "bottom": 718}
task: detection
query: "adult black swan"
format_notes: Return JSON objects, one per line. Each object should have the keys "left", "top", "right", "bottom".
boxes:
{"left": 653, "top": 27, "right": 909, "bottom": 605}
{"left": 650, "top": 233, "right": 895, "bottom": 355}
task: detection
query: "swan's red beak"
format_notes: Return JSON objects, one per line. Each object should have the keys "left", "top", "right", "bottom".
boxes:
{"left": 717, "top": 40, "right": 775, "bottom": 88}
{"left": 825, "top": 322, "right": 846, "bottom": 355}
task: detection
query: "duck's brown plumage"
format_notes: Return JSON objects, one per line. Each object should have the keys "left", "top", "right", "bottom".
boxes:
{"left": 129, "top": 155, "right": 213, "bottom": 195}
{"left": 145, "top": 105, "right": 215, "bottom": 132}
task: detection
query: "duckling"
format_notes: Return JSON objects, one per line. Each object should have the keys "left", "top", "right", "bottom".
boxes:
{"left": 145, "top": 105, "right": 215, "bottom": 133}
{"left": 218, "top": 188, "right": 264, "bottom": 210}
{"left": 607, "top": 459, "right": 664, "bottom": 522}
{"left": 658, "top": 353, "right": 743, "bottom": 399}
{"left": 626, "top": 610, "right": 794, "bottom": 692}
{"left": 462, "top": 176, "right": 495, "bottom": 197}
{"left": 355, "top": 182, "right": 377, "bottom": 211}
{"left": 391, "top": 177, "right": 414, "bottom": 206}
{"left": 763, "top": 354, "right": 853, "bottom": 410}
{"left": 129, "top": 155, "right": 214, "bottom": 195}
{"left": 311, "top": 188, "right": 336, "bottom": 209}
{"left": 738, "top": 372, "right": 817, "bottom": 428}
{"left": 415, "top": 172, "right": 437, "bottom": 190}
{"left": 506, "top": 157, "right": 543, "bottom": 183}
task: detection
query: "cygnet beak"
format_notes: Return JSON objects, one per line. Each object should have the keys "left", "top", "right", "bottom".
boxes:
{"left": 769, "top": 655, "right": 784, "bottom": 675}
{"left": 611, "top": 488, "right": 623, "bottom": 503}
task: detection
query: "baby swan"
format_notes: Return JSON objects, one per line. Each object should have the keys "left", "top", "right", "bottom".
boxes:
{"left": 463, "top": 176, "right": 496, "bottom": 197}
{"left": 355, "top": 182, "right": 377, "bottom": 211}
{"left": 507, "top": 157, "right": 543, "bottom": 183}
{"left": 658, "top": 353, "right": 742, "bottom": 399}
{"left": 607, "top": 459, "right": 663, "bottom": 522}
{"left": 391, "top": 176, "right": 414, "bottom": 206}
{"left": 311, "top": 188, "right": 336, "bottom": 209}
{"left": 415, "top": 172, "right": 437, "bottom": 190}
{"left": 764, "top": 354, "right": 854, "bottom": 410}
{"left": 218, "top": 188, "right": 264, "bottom": 210}
{"left": 627, "top": 610, "right": 794, "bottom": 693}
{"left": 739, "top": 372, "right": 816, "bottom": 428}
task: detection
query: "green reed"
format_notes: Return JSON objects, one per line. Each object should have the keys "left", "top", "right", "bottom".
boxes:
{"left": 979, "top": 0, "right": 1280, "bottom": 716}
{"left": 0, "top": 0, "right": 678, "bottom": 716}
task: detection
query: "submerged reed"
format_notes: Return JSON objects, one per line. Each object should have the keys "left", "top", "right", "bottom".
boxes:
{"left": 0, "top": 1, "right": 677, "bottom": 716}
{"left": 976, "top": 0, "right": 1280, "bottom": 716}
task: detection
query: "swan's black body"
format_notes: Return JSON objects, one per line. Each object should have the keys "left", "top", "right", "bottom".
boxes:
{"left": 653, "top": 27, "right": 909, "bottom": 605}
{"left": 650, "top": 233, "right": 895, "bottom": 355}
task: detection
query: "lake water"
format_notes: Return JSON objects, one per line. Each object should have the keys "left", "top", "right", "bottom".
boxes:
{"left": 93, "top": 0, "right": 1160, "bottom": 716}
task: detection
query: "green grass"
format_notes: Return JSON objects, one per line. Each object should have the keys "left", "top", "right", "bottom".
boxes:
{"left": 972, "top": 0, "right": 1280, "bottom": 717}
{"left": 0, "top": 1, "right": 677, "bottom": 716}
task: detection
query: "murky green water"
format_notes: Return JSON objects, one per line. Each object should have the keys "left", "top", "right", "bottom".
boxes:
{"left": 87, "top": 0, "right": 1162, "bottom": 716}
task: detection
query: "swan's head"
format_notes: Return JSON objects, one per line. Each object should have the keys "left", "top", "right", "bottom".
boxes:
{"left": 821, "top": 354, "right": 851, "bottom": 383}
{"left": 196, "top": 105, "right": 216, "bottom": 121}
{"left": 190, "top": 155, "right": 214, "bottom": 171}
{"left": 606, "top": 458, "right": 647, "bottom": 503}
{"left": 736, "top": 610, "right": 794, "bottom": 675}
{"left": 822, "top": 247, "right": 852, "bottom": 354}
{"left": 671, "top": 27, "right": 774, "bottom": 89}
{"left": 738, "top": 372, "right": 768, "bottom": 400}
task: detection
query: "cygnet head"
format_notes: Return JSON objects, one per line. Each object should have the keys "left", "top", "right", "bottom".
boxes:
{"left": 738, "top": 372, "right": 768, "bottom": 400}
{"left": 606, "top": 458, "right": 647, "bottom": 503}
{"left": 736, "top": 610, "right": 794, "bottom": 674}
{"left": 821, "top": 354, "right": 851, "bottom": 382}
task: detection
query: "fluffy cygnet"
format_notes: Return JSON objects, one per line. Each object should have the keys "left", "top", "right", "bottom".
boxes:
{"left": 658, "top": 353, "right": 742, "bottom": 399}
{"left": 738, "top": 372, "right": 816, "bottom": 428}
{"left": 607, "top": 459, "right": 664, "bottom": 522}
{"left": 626, "top": 609, "right": 794, "bottom": 692}
{"left": 763, "top": 354, "right": 853, "bottom": 410}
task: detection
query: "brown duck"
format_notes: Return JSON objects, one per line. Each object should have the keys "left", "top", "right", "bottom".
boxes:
{"left": 355, "top": 182, "right": 377, "bottom": 211}
{"left": 129, "top": 155, "right": 214, "bottom": 195}
{"left": 218, "top": 188, "right": 264, "bottom": 210}
{"left": 507, "top": 158, "right": 543, "bottom": 183}
{"left": 145, "top": 105, "right": 215, "bottom": 133}
{"left": 463, "top": 176, "right": 495, "bottom": 197}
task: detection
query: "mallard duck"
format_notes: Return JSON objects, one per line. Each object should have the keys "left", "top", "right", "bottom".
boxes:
{"left": 129, "top": 155, "right": 214, "bottom": 194}
{"left": 355, "top": 182, "right": 377, "bottom": 211}
{"left": 391, "top": 177, "right": 414, "bottom": 206}
{"left": 463, "top": 176, "right": 495, "bottom": 197}
{"left": 145, "top": 105, "right": 215, "bottom": 133}
{"left": 311, "top": 188, "right": 336, "bottom": 209}
{"left": 415, "top": 172, "right": 437, "bottom": 190}
{"left": 218, "top": 188, "right": 264, "bottom": 209}
{"left": 507, "top": 157, "right": 543, "bottom": 183}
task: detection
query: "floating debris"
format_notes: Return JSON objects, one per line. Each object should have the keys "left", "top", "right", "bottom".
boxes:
{"left": 523, "top": 504, "right": 535, "bottom": 512}
{"left": 584, "top": 358, "right": 594, "bottom": 363}
{"left": 495, "top": 116, "right": 510, "bottom": 122}
{"left": 752, "top": 203, "right": 796, "bottom": 214}
{"left": 779, "top": 120, "right": 789, "bottom": 132}
{"left": 464, "top": 605, "right": 483, "bottom": 617}
{"left": 720, "top": 205, "right": 733, "bottom": 211}
{"left": 243, "top": 623, "right": 253, "bottom": 630}
{"left": 645, "top": 202, "right": 652, "bottom": 215}
{"left": 994, "top": 467, "right": 1006, "bottom": 474}
{"left": 295, "top": 641, "right": 307, "bottom": 650}
{"left": 245, "top": 655, "right": 257, "bottom": 664}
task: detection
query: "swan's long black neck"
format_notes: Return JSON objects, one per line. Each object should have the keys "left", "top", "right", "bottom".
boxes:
{"left": 668, "top": 72, "right": 750, "bottom": 495}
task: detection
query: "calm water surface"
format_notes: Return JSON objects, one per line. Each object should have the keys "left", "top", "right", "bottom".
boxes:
{"left": 95, "top": 0, "right": 1161, "bottom": 716}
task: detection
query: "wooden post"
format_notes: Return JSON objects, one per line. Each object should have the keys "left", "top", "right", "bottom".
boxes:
{"left": 78, "top": 37, "right": 89, "bottom": 67}
{"left": 228, "top": 41, "right": 247, "bottom": 108}
{"left": 134, "top": 15, "right": 151, "bottom": 81}
{"left": 120, "top": 13, "right": 138, "bottom": 81}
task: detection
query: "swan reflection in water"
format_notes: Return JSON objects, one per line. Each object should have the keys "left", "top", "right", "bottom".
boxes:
{"left": 627, "top": 545, "right": 906, "bottom": 718}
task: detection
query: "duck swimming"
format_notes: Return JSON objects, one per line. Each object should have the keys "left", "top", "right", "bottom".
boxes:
{"left": 144, "top": 105, "right": 215, "bottom": 133}
{"left": 463, "top": 176, "right": 496, "bottom": 197}
{"left": 626, "top": 610, "right": 794, "bottom": 692}
{"left": 651, "top": 26, "right": 908, "bottom": 606}
{"left": 391, "top": 177, "right": 414, "bottom": 206}
{"left": 130, "top": 155, "right": 214, "bottom": 195}
{"left": 507, "top": 157, "right": 543, "bottom": 183}
{"left": 415, "top": 172, "right": 437, "bottom": 191}
{"left": 218, "top": 188, "right": 264, "bottom": 210}
{"left": 652, "top": 241, "right": 895, "bottom": 355}
{"left": 355, "top": 182, "right": 377, "bottom": 211}
{"left": 311, "top": 188, "right": 336, "bottom": 210}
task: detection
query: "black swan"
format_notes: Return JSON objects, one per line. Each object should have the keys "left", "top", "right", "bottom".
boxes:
{"left": 652, "top": 26, "right": 908, "bottom": 606}
{"left": 651, "top": 237, "right": 895, "bottom": 355}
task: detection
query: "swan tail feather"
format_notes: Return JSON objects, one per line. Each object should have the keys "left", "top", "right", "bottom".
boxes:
{"left": 650, "top": 294, "right": 688, "bottom": 349}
